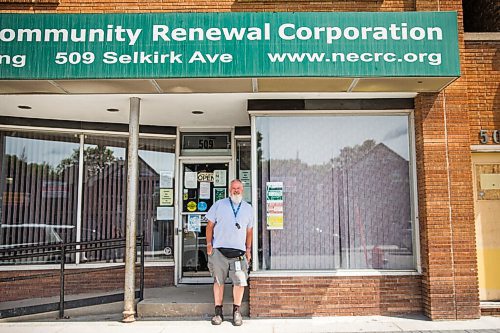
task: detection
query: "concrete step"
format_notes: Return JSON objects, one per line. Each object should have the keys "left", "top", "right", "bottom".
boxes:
{"left": 137, "top": 285, "right": 249, "bottom": 319}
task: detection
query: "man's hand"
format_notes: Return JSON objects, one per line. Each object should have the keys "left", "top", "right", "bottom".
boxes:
{"left": 207, "top": 243, "right": 213, "bottom": 255}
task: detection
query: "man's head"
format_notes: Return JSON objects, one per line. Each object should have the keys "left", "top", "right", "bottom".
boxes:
{"left": 229, "top": 179, "right": 244, "bottom": 204}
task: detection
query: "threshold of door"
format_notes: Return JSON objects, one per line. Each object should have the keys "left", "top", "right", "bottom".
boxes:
{"left": 178, "top": 277, "right": 214, "bottom": 284}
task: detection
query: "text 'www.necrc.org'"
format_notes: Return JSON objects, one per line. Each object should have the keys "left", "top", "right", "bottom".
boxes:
{"left": 267, "top": 52, "right": 442, "bottom": 66}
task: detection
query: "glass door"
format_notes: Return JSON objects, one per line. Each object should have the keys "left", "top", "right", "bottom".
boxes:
{"left": 180, "top": 162, "right": 229, "bottom": 280}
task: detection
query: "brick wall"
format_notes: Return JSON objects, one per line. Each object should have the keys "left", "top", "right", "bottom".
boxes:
{"left": 1, "top": 0, "right": 415, "bottom": 14}
{"left": 0, "top": 0, "right": 488, "bottom": 321}
{"left": 249, "top": 276, "right": 422, "bottom": 317}
{"left": 0, "top": 266, "right": 173, "bottom": 302}
{"left": 414, "top": 0, "right": 481, "bottom": 321}
{"left": 464, "top": 40, "right": 500, "bottom": 145}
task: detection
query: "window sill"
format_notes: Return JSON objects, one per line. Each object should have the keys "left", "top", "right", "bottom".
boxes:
{"left": 250, "top": 269, "right": 421, "bottom": 277}
{"left": 464, "top": 32, "right": 500, "bottom": 41}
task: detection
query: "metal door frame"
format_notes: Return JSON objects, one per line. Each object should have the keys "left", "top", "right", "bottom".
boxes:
{"left": 175, "top": 157, "right": 234, "bottom": 284}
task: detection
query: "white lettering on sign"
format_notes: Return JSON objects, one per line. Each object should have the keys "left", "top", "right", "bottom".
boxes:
{"left": 152, "top": 23, "right": 271, "bottom": 42}
{"left": 277, "top": 23, "right": 442, "bottom": 44}
{"left": 0, "top": 25, "right": 143, "bottom": 45}
{"left": 0, "top": 22, "right": 443, "bottom": 46}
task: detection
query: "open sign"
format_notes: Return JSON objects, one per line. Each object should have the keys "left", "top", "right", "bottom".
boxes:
{"left": 197, "top": 172, "right": 214, "bottom": 182}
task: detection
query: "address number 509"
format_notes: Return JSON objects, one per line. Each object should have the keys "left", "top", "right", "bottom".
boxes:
{"left": 55, "top": 52, "right": 95, "bottom": 65}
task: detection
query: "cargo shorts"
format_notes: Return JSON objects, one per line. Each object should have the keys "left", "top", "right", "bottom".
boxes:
{"left": 208, "top": 248, "right": 248, "bottom": 286}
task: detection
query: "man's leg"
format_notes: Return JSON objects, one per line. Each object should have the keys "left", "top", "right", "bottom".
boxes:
{"left": 232, "top": 285, "right": 244, "bottom": 306}
{"left": 214, "top": 282, "right": 224, "bottom": 305}
{"left": 211, "top": 282, "right": 225, "bottom": 325}
{"left": 232, "top": 286, "right": 245, "bottom": 326}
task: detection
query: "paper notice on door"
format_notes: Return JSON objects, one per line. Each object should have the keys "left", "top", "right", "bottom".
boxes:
{"left": 157, "top": 207, "right": 174, "bottom": 220}
{"left": 159, "top": 188, "right": 173, "bottom": 206}
{"left": 240, "top": 170, "right": 251, "bottom": 187}
{"left": 184, "top": 172, "right": 197, "bottom": 189}
{"left": 160, "top": 171, "right": 173, "bottom": 188}
{"left": 214, "top": 187, "right": 226, "bottom": 202}
{"left": 214, "top": 170, "right": 227, "bottom": 187}
{"left": 187, "top": 214, "right": 201, "bottom": 232}
{"left": 266, "top": 182, "right": 284, "bottom": 230}
{"left": 199, "top": 181, "right": 211, "bottom": 199}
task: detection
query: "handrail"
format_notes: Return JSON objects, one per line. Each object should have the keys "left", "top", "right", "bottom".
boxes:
{"left": 0, "top": 234, "right": 146, "bottom": 319}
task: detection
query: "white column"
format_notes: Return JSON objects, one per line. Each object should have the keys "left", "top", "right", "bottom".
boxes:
{"left": 123, "top": 97, "right": 141, "bottom": 323}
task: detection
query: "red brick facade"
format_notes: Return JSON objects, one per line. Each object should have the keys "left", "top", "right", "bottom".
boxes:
{"left": 464, "top": 39, "right": 500, "bottom": 145}
{"left": 249, "top": 276, "right": 422, "bottom": 317}
{"left": 1, "top": 0, "right": 497, "bottom": 321}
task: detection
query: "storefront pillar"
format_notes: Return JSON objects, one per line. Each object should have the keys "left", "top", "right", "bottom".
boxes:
{"left": 123, "top": 97, "right": 141, "bottom": 323}
{"left": 415, "top": 0, "right": 480, "bottom": 320}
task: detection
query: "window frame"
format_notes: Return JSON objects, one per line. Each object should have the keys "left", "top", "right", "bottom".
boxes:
{"left": 249, "top": 109, "right": 421, "bottom": 275}
{"left": 0, "top": 124, "right": 176, "bottom": 269}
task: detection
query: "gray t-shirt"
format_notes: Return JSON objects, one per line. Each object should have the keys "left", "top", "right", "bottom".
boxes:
{"left": 205, "top": 198, "right": 254, "bottom": 251}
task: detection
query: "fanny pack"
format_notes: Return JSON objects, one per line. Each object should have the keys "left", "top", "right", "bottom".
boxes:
{"left": 217, "top": 247, "right": 245, "bottom": 258}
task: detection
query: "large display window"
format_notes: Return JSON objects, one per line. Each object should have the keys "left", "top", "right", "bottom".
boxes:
{"left": 255, "top": 114, "right": 416, "bottom": 270}
{"left": 0, "top": 130, "right": 175, "bottom": 264}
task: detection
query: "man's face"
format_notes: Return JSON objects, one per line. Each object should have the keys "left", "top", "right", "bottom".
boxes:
{"left": 230, "top": 182, "right": 244, "bottom": 196}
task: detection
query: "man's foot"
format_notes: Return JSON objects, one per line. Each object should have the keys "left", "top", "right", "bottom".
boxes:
{"left": 232, "top": 304, "right": 243, "bottom": 326}
{"left": 211, "top": 305, "right": 223, "bottom": 325}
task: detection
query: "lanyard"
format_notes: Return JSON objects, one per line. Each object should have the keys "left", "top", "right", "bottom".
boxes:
{"left": 229, "top": 198, "right": 242, "bottom": 221}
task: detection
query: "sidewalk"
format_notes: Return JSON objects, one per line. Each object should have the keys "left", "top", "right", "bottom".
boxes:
{"left": 1, "top": 314, "right": 500, "bottom": 333}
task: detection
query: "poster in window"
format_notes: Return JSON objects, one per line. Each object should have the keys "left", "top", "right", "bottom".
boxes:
{"left": 187, "top": 214, "right": 201, "bottom": 232}
{"left": 239, "top": 170, "right": 251, "bottom": 186}
{"left": 214, "top": 188, "right": 227, "bottom": 202}
{"left": 184, "top": 172, "right": 197, "bottom": 189}
{"left": 160, "top": 171, "right": 173, "bottom": 188}
{"left": 214, "top": 170, "right": 227, "bottom": 187}
{"left": 199, "top": 181, "right": 211, "bottom": 199}
{"left": 159, "top": 188, "right": 173, "bottom": 206}
{"left": 157, "top": 207, "right": 174, "bottom": 220}
{"left": 266, "top": 182, "right": 283, "bottom": 230}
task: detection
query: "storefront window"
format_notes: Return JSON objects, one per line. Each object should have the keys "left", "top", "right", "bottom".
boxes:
{"left": 256, "top": 115, "right": 415, "bottom": 270}
{"left": 81, "top": 136, "right": 175, "bottom": 263}
{"left": 0, "top": 130, "right": 175, "bottom": 264}
{"left": 138, "top": 138, "right": 176, "bottom": 261}
{"left": 80, "top": 136, "right": 127, "bottom": 263}
{"left": 0, "top": 132, "right": 80, "bottom": 264}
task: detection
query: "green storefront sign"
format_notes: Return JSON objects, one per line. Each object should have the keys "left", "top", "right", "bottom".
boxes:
{"left": 0, "top": 12, "right": 460, "bottom": 79}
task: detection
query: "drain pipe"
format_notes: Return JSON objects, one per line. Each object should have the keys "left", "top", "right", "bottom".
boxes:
{"left": 123, "top": 97, "right": 141, "bottom": 323}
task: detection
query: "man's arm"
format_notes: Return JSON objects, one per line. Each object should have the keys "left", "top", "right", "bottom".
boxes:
{"left": 206, "top": 220, "right": 215, "bottom": 255}
{"left": 245, "top": 227, "right": 253, "bottom": 262}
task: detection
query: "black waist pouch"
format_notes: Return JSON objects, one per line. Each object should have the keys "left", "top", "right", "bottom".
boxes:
{"left": 217, "top": 247, "right": 245, "bottom": 258}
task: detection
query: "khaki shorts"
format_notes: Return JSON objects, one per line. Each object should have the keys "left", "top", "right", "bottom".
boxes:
{"left": 208, "top": 248, "right": 248, "bottom": 286}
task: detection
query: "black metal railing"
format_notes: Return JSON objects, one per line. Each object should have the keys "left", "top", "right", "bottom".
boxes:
{"left": 0, "top": 235, "right": 145, "bottom": 319}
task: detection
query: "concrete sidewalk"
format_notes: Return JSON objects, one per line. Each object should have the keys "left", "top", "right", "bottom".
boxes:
{"left": 1, "top": 314, "right": 500, "bottom": 333}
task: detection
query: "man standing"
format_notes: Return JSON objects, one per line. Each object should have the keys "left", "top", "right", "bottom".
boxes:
{"left": 205, "top": 179, "right": 254, "bottom": 326}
